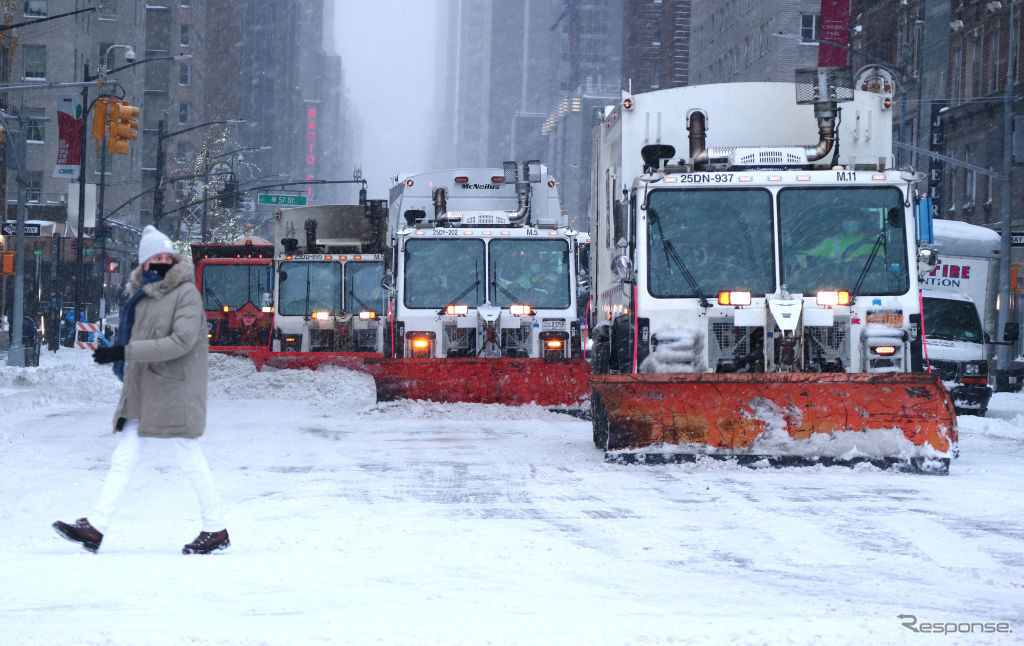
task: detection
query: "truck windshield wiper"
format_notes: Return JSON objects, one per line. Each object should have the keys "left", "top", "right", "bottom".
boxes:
{"left": 851, "top": 233, "right": 886, "bottom": 304}
{"left": 649, "top": 207, "right": 710, "bottom": 308}
{"left": 347, "top": 288, "right": 373, "bottom": 313}
{"left": 444, "top": 278, "right": 481, "bottom": 309}
{"left": 205, "top": 287, "right": 225, "bottom": 310}
{"left": 492, "top": 279, "right": 525, "bottom": 305}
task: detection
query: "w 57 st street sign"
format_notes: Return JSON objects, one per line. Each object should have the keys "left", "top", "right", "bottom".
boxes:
{"left": 257, "top": 193, "right": 307, "bottom": 206}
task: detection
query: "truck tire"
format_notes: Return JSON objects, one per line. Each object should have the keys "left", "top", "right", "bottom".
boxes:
{"left": 591, "top": 339, "right": 611, "bottom": 374}
{"left": 591, "top": 389, "right": 609, "bottom": 449}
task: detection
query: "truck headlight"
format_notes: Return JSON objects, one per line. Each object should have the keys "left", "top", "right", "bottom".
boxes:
{"left": 312, "top": 311, "right": 331, "bottom": 321}
{"left": 539, "top": 331, "right": 568, "bottom": 358}
{"left": 717, "top": 291, "right": 751, "bottom": 306}
{"left": 405, "top": 331, "right": 435, "bottom": 358}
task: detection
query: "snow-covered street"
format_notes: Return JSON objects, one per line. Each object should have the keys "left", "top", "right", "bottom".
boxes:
{"left": 1, "top": 350, "right": 1022, "bottom": 645}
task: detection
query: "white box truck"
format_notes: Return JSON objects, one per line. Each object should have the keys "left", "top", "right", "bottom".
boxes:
{"left": 920, "top": 219, "right": 1002, "bottom": 415}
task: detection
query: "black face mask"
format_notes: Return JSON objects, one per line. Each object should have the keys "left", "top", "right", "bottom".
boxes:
{"left": 148, "top": 262, "right": 174, "bottom": 278}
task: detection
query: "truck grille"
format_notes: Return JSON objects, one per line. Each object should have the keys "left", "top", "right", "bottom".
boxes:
{"left": 805, "top": 321, "right": 849, "bottom": 364}
{"left": 927, "top": 359, "right": 960, "bottom": 381}
{"left": 442, "top": 324, "right": 475, "bottom": 357}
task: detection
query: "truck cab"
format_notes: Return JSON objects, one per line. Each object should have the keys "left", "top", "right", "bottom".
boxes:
{"left": 383, "top": 162, "right": 585, "bottom": 360}
{"left": 191, "top": 239, "right": 274, "bottom": 354}
{"left": 271, "top": 202, "right": 388, "bottom": 353}
{"left": 920, "top": 290, "right": 991, "bottom": 415}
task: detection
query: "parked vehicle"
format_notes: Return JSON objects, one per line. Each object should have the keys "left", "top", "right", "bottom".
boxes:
{"left": 919, "top": 219, "right": 1016, "bottom": 415}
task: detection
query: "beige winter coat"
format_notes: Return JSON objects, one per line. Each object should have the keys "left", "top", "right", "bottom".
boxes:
{"left": 112, "top": 256, "right": 209, "bottom": 438}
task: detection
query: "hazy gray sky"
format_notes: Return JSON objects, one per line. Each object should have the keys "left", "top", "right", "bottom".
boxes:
{"left": 335, "top": 1, "right": 442, "bottom": 200}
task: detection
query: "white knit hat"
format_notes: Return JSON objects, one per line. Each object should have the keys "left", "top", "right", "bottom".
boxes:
{"left": 138, "top": 225, "right": 175, "bottom": 265}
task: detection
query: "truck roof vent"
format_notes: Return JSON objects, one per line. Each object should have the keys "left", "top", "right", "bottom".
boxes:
{"left": 726, "top": 146, "right": 809, "bottom": 168}
{"left": 448, "top": 211, "right": 512, "bottom": 226}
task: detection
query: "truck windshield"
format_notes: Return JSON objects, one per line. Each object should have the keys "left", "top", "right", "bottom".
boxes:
{"left": 922, "top": 297, "right": 984, "bottom": 342}
{"left": 277, "top": 261, "right": 341, "bottom": 316}
{"left": 779, "top": 187, "right": 909, "bottom": 295}
{"left": 201, "top": 264, "right": 269, "bottom": 311}
{"left": 646, "top": 188, "right": 775, "bottom": 297}
{"left": 489, "top": 239, "right": 571, "bottom": 309}
{"left": 404, "top": 238, "right": 485, "bottom": 308}
{"left": 344, "top": 261, "right": 384, "bottom": 315}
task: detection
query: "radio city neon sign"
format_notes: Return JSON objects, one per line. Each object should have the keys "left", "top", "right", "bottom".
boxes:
{"left": 304, "top": 108, "right": 316, "bottom": 198}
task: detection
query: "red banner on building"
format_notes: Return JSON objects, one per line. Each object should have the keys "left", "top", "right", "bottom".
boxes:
{"left": 54, "top": 94, "right": 82, "bottom": 179}
{"left": 818, "top": 0, "right": 851, "bottom": 67}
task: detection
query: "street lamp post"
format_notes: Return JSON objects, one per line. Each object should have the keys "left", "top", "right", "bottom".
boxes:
{"left": 90, "top": 50, "right": 192, "bottom": 321}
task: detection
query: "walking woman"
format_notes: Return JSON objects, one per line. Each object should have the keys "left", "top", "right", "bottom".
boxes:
{"left": 53, "top": 225, "right": 229, "bottom": 555}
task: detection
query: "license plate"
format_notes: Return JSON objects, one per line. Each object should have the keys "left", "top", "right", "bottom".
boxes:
{"left": 866, "top": 311, "right": 903, "bottom": 326}
{"left": 541, "top": 319, "right": 566, "bottom": 330}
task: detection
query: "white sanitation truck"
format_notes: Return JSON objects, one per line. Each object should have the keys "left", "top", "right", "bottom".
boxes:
{"left": 920, "top": 219, "right": 1003, "bottom": 415}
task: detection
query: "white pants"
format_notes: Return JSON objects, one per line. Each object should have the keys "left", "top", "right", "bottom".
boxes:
{"left": 91, "top": 420, "right": 225, "bottom": 534}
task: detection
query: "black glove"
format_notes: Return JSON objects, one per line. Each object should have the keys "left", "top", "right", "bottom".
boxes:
{"left": 93, "top": 345, "right": 125, "bottom": 364}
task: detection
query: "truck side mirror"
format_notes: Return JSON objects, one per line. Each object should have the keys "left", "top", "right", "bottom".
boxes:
{"left": 916, "top": 247, "right": 938, "bottom": 279}
{"left": 380, "top": 272, "right": 395, "bottom": 292}
{"left": 1004, "top": 321, "right": 1019, "bottom": 343}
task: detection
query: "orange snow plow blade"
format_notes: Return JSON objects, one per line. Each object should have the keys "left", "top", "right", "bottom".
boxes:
{"left": 249, "top": 352, "right": 590, "bottom": 407}
{"left": 248, "top": 350, "right": 378, "bottom": 373}
{"left": 372, "top": 358, "right": 590, "bottom": 406}
{"left": 591, "top": 372, "right": 957, "bottom": 474}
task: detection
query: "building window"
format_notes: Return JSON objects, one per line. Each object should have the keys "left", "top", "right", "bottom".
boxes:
{"left": 952, "top": 46, "right": 962, "bottom": 104}
{"left": 26, "top": 171, "right": 43, "bottom": 203}
{"left": 179, "top": 63, "right": 192, "bottom": 86}
{"left": 985, "top": 171, "right": 994, "bottom": 205}
{"left": 990, "top": 26, "right": 1000, "bottom": 92}
{"left": 181, "top": 24, "right": 193, "bottom": 48}
{"left": 25, "top": 107, "right": 45, "bottom": 142}
{"left": 98, "top": 0, "right": 116, "bottom": 19}
{"left": 181, "top": 0, "right": 192, "bottom": 6}
{"left": 23, "top": 45, "right": 46, "bottom": 79}
{"left": 964, "top": 146, "right": 976, "bottom": 206}
{"left": 178, "top": 102, "right": 192, "bottom": 125}
{"left": 801, "top": 14, "right": 820, "bottom": 43}
{"left": 948, "top": 166, "right": 958, "bottom": 210}
{"left": 176, "top": 140, "right": 193, "bottom": 160}
{"left": 99, "top": 42, "right": 116, "bottom": 72}
{"left": 24, "top": 0, "right": 46, "bottom": 17}
{"left": 971, "top": 36, "right": 981, "bottom": 98}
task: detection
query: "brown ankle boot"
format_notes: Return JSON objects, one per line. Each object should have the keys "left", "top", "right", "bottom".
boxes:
{"left": 53, "top": 518, "right": 103, "bottom": 553}
{"left": 182, "top": 529, "right": 230, "bottom": 555}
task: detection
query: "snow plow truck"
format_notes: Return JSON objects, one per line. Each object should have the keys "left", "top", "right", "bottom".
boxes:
{"left": 376, "top": 161, "right": 591, "bottom": 406}
{"left": 248, "top": 200, "right": 389, "bottom": 371}
{"left": 588, "top": 68, "right": 957, "bottom": 473}
{"left": 191, "top": 238, "right": 274, "bottom": 355}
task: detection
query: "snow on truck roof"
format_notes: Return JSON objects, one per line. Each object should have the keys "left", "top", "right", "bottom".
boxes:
{"left": 931, "top": 219, "right": 1000, "bottom": 258}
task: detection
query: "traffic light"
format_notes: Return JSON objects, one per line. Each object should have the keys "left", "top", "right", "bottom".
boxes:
{"left": 107, "top": 101, "right": 139, "bottom": 154}
{"left": 108, "top": 261, "right": 119, "bottom": 273}
{"left": 218, "top": 177, "right": 239, "bottom": 208}
{"left": 92, "top": 98, "right": 111, "bottom": 151}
